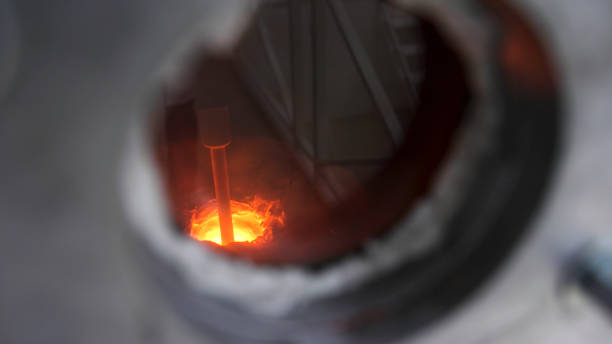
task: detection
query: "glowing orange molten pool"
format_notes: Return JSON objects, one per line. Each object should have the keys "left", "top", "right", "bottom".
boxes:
{"left": 189, "top": 196, "right": 285, "bottom": 246}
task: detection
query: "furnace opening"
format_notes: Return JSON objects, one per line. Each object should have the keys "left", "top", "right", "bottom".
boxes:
{"left": 151, "top": 1, "right": 470, "bottom": 265}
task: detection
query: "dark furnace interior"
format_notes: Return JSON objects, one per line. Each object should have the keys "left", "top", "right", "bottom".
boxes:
{"left": 152, "top": 2, "right": 470, "bottom": 265}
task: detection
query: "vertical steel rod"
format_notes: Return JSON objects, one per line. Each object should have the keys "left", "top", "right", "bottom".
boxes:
{"left": 196, "top": 105, "right": 234, "bottom": 245}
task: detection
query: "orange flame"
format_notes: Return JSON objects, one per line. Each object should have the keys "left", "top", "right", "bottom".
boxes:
{"left": 189, "top": 196, "right": 285, "bottom": 246}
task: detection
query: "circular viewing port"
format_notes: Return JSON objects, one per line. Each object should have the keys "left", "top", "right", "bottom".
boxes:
{"left": 150, "top": 1, "right": 469, "bottom": 265}
{"left": 126, "top": 0, "right": 561, "bottom": 342}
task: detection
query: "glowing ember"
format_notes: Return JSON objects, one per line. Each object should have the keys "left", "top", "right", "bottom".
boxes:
{"left": 190, "top": 196, "right": 285, "bottom": 246}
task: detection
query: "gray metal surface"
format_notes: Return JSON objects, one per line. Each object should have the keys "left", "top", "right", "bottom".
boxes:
{"left": 0, "top": 1, "right": 252, "bottom": 343}
{"left": 0, "top": 0, "right": 611, "bottom": 343}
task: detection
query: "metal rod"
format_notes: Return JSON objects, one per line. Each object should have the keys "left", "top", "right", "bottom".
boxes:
{"left": 209, "top": 147, "right": 234, "bottom": 245}
{"left": 195, "top": 106, "right": 234, "bottom": 244}
{"left": 290, "top": 0, "right": 316, "bottom": 153}
{"left": 312, "top": 0, "right": 323, "bottom": 178}
{"left": 382, "top": 6, "right": 419, "bottom": 105}
{"left": 257, "top": 15, "right": 293, "bottom": 120}
{"left": 327, "top": 0, "right": 405, "bottom": 147}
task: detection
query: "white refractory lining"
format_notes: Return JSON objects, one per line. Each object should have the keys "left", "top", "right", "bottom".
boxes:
{"left": 120, "top": 1, "right": 499, "bottom": 317}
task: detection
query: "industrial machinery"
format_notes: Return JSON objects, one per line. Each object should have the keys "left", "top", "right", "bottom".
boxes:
{"left": 0, "top": 0, "right": 611, "bottom": 343}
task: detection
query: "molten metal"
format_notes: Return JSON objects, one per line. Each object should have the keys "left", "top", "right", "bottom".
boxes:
{"left": 190, "top": 196, "right": 285, "bottom": 246}
{"left": 194, "top": 105, "right": 286, "bottom": 247}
